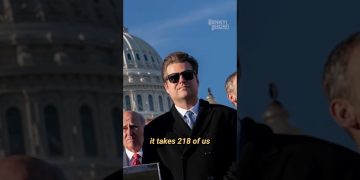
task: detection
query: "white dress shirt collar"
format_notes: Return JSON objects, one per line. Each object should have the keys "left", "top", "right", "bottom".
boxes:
{"left": 175, "top": 99, "right": 200, "bottom": 117}
{"left": 125, "top": 148, "right": 143, "bottom": 162}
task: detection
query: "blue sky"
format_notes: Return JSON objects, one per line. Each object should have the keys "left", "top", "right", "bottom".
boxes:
{"left": 124, "top": 0, "right": 237, "bottom": 108}
{"left": 239, "top": 0, "right": 360, "bottom": 151}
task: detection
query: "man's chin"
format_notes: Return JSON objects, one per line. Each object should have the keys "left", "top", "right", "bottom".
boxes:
{"left": 125, "top": 144, "right": 139, "bottom": 150}
{"left": 178, "top": 91, "right": 192, "bottom": 97}
{"left": 125, "top": 140, "right": 137, "bottom": 145}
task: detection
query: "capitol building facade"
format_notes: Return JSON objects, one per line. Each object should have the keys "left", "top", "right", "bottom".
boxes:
{"left": 0, "top": 0, "right": 121, "bottom": 179}
{"left": 123, "top": 27, "right": 172, "bottom": 121}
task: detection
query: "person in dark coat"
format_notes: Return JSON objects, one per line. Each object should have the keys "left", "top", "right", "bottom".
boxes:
{"left": 223, "top": 32, "right": 360, "bottom": 180}
{"left": 224, "top": 117, "right": 360, "bottom": 180}
{"left": 322, "top": 31, "right": 360, "bottom": 152}
{"left": 143, "top": 51, "right": 237, "bottom": 180}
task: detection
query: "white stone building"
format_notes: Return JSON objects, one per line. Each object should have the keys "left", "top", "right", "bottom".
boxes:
{"left": 0, "top": 1, "right": 121, "bottom": 179}
{"left": 123, "top": 27, "right": 172, "bottom": 121}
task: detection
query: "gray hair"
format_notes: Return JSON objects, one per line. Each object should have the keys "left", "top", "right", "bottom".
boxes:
{"left": 225, "top": 72, "right": 237, "bottom": 94}
{"left": 123, "top": 111, "right": 145, "bottom": 126}
{"left": 322, "top": 32, "right": 360, "bottom": 102}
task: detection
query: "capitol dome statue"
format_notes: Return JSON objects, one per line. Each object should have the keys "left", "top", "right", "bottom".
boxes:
{"left": 0, "top": 1, "right": 121, "bottom": 179}
{"left": 123, "top": 27, "right": 172, "bottom": 122}
{"left": 263, "top": 83, "right": 299, "bottom": 135}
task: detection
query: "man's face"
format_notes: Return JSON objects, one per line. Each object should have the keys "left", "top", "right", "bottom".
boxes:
{"left": 228, "top": 75, "right": 237, "bottom": 106}
{"left": 123, "top": 112, "right": 144, "bottom": 152}
{"left": 164, "top": 62, "right": 199, "bottom": 104}
{"left": 347, "top": 47, "right": 360, "bottom": 115}
{"left": 233, "top": 75, "right": 238, "bottom": 106}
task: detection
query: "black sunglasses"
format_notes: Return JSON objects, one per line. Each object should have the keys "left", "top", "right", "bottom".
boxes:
{"left": 166, "top": 70, "right": 195, "bottom": 83}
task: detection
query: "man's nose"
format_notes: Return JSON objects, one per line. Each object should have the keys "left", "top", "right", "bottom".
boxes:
{"left": 124, "top": 127, "right": 131, "bottom": 134}
{"left": 178, "top": 74, "right": 186, "bottom": 83}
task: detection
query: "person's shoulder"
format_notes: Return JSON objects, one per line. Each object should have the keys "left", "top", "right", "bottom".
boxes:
{"left": 145, "top": 111, "right": 172, "bottom": 130}
{"left": 241, "top": 117, "right": 273, "bottom": 131}
{"left": 209, "top": 103, "right": 237, "bottom": 112}
{"left": 200, "top": 99, "right": 236, "bottom": 113}
{"left": 151, "top": 111, "right": 172, "bottom": 122}
{"left": 273, "top": 134, "right": 360, "bottom": 160}
{"left": 240, "top": 117, "right": 274, "bottom": 140}
{"left": 274, "top": 134, "right": 347, "bottom": 149}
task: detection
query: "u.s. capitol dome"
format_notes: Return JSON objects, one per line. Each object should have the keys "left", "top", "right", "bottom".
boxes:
{"left": 123, "top": 27, "right": 172, "bottom": 121}
{"left": 0, "top": 1, "right": 121, "bottom": 179}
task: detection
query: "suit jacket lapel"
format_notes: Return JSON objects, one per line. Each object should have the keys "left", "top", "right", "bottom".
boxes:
{"left": 123, "top": 150, "right": 129, "bottom": 167}
{"left": 167, "top": 100, "right": 213, "bottom": 155}
{"left": 190, "top": 100, "right": 212, "bottom": 138}
{"left": 183, "top": 100, "right": 212, "bottom": 154}
{"left": 166, "top": 106, "right": 191, "bottom": 155}
{"left": 170, "top": 106, "right": 192, "bottom": 136}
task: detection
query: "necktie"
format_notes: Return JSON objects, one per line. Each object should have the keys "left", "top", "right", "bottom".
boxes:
{"left": 184, "top": 111, "right": 195, "bottom": 129}
{"left": 131, "top": 153, "right": 141, "bottom": 166}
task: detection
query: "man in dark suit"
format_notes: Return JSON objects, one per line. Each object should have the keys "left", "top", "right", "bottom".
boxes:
{"left": 224, "top": 117, "right": 360, "bottom": 180}
{"left": 103, "top": 111, "right": 145, "bottom": 180}
{"left": 322, "top": 32, "right": 360, "bottom": 152}
{"left": 143, "top": 51, "right": 237, "bottom": 180}
{"left": 123, "top": 111, "right": 145, "bottom": 167}
{"left": 223, "top": 34, "right": 360, "bottom": 180}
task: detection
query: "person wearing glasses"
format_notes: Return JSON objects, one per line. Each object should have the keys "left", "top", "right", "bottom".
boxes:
{"left": 142, "top": 51, "right": 237, "bottom": 180}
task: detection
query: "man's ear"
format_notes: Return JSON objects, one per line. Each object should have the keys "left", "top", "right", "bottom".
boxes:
{"left": 330, "top": 99, "right": 358, "bottom": 129}
{"left": 227, "top": 93, "right": 236, "bottom": 105}
{"left": 227, "top": 93, "right": 232, "bottom": 102}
